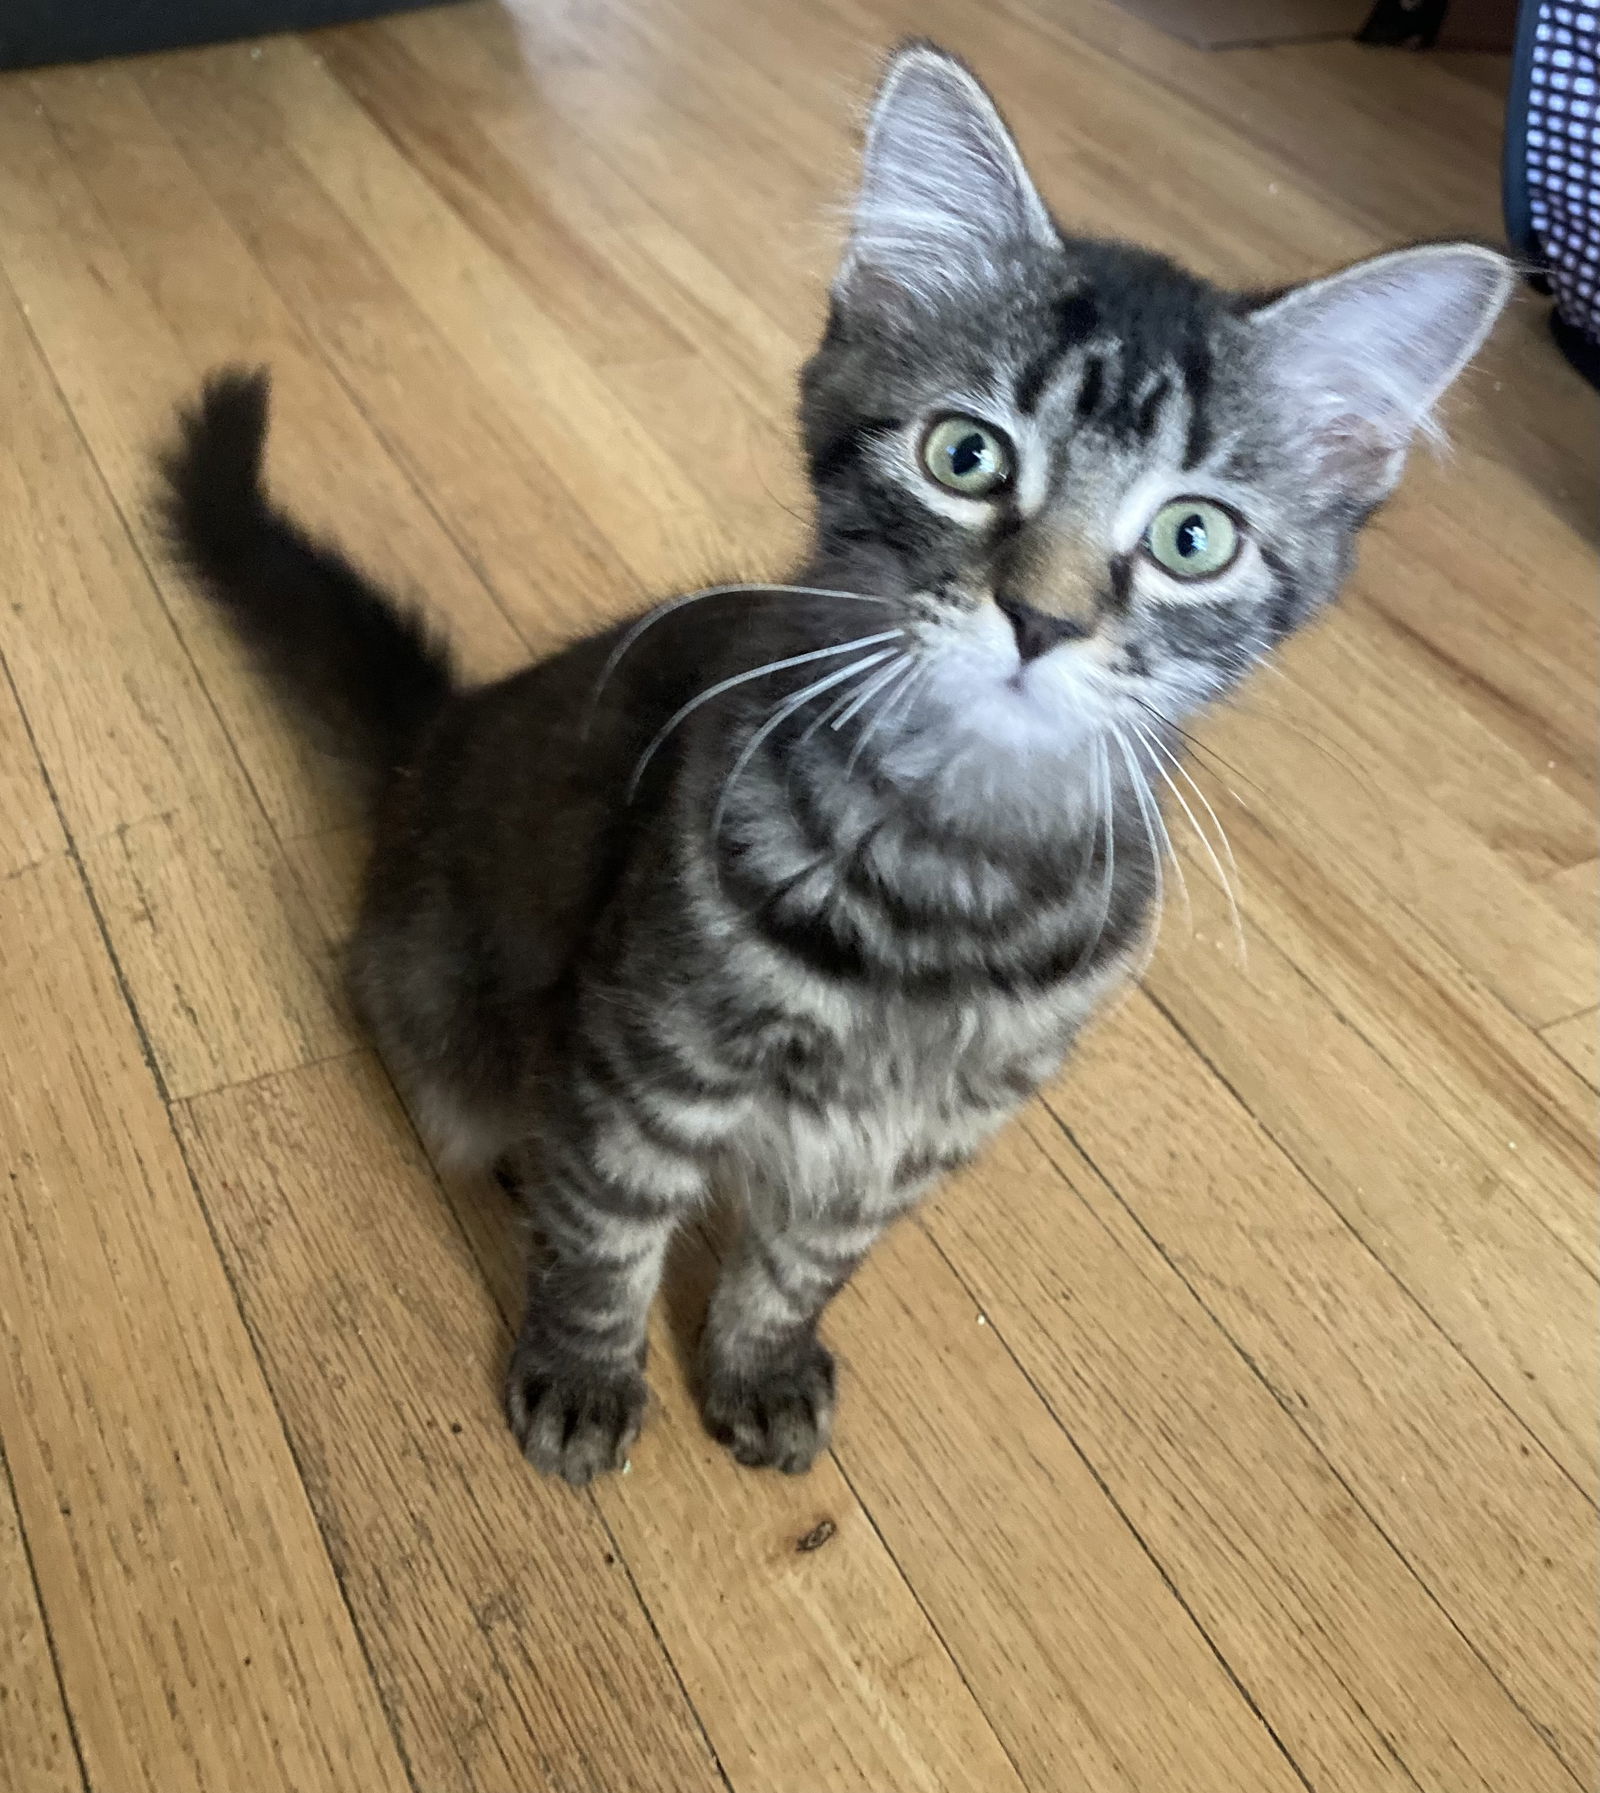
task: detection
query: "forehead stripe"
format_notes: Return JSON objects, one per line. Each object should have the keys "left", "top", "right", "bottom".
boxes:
{"left": 1179, "top": 338, "right": 1214, "bottom": 469}
{"left": 1015, "top": 290, "right": 1101, "bottom": 413}
{"left": 1134, "top": 374, "right": 1170, "bottom": 439}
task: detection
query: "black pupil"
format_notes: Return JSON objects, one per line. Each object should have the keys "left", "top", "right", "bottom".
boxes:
{"left": 949, "top": 432, "right": 988, "bottom": 478}
{"left": 1175, "top": 514, "right": 1208, "bottom": 557}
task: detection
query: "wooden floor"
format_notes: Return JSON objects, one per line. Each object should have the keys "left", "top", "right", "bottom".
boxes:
{"left": 1, "top": 2, "right": 1595, "bottom": 1789}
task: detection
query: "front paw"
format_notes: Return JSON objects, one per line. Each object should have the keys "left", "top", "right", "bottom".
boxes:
{"left": 506, "top": 1343, "right": 647, "bottom": 1486}
{"left": 700, "top": 1335, "right": 837, "bottom": 1474}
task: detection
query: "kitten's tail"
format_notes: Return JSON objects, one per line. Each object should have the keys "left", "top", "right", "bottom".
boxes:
{"left": 159, "top": 367, "right": 456, "bottom": 780}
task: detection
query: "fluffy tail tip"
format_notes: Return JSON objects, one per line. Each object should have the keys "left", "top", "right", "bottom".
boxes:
{"left": 160, "top": 365, "right": 273, "bottom": 567}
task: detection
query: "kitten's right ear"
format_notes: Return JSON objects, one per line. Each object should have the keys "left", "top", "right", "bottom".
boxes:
{"left": 836, "top": 41, "right": 1056, "bottom": 313}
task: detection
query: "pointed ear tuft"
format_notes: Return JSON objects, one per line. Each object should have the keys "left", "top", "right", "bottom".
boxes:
{"left": 837, "top": 42, "right": 1056, "bottom": 311}
{"left": 1251, "top": 243, "right": 1513, "bottom": 500}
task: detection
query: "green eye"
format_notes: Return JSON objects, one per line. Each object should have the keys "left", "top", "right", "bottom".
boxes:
{"left": 921, "top": 415, "right": 1012, "bottom": 497}
{"left": 1144, "top": 499, "right": 1241, "bottom": 579}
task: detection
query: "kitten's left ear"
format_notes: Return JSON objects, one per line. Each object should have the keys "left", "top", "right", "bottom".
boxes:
{"left": 837, "top": 41, "right": 1057, "bottom": 311}
{"left": 1250, "top": 242, "right": 1513, "bottom": 501}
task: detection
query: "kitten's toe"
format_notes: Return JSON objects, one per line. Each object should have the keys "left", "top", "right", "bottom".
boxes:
{"left": 700, "top": 1336, "right": 837, "bottom": 1474}
{"left": 505, "top": 1346, "right": 647, "bottom": 1486}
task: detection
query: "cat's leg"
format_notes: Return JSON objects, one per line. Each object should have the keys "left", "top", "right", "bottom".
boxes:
{"left": 698, "top": 1196, "right": 894, "bottom": 1474}
{"left": 503, "top": 1105, "right": 709, "bottom": 1485}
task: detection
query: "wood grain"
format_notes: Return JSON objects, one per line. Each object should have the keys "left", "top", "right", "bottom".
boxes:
{"left": 1056, "top": 992, "right": 1596, "bottom": 1773}
{"left": 1543, "top": 858, "right": 1599, "bottom": 933}
{"left": 1143, "top": 823, "right": 1597, "bottom": 1488}
{"left": 134, "top": 44, "right": 647, "bottom": 657}
{"left": 0, "top": 1449, "right": 84, "bottom": 1793}
{"left": 926, "top": 1117, "right": 1583, "bottom": 1793}
{"left": 0, "top": 860, "right": 410, "bottom": 1793}
{"left": 0, "top": 658, "right": 66, "bottom": 882}
{"left": 1543, "top": 1010, "right": 1599, "bottom": 1090}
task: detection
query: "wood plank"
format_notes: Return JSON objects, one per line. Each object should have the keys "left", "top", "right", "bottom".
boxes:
{"left": 1052, "top": 992, "right": 1597, "bottom": 1776}
{"left": 0, "top": 87, "right": 342, "bottom": 847}
{"left": 177, "top": 1052, "right": 1024, "bottom": 1793}
{"left": 927, "top": 1114, "right": 1580, "bottom": 1793}
{"left": 1354, "top": 496, "right": 1598, "bottom": 802}
{"left": 1145, "top": 867, "right": 1597, "bottom": 1489}
{"left": 279, "top": 824, "right": 368, "bottom": 999}
{"left": 243, "top": 35, "right": 744, "bottom": 594}
{"left": 0, "top": 1450, "right": 85, "bottom": 1793}
{"left": 0, "top": 277, "right": 351, "bottom": 1096}
{"left": 320, "top": 19, "right": 814, "bottom": 571}
{"left": 540, "top": 0, "right": 1371, "bottom": 278}
{"left": 1185, "top": 629, "right": 1596, "bottom": 1031}
{"left": 1152, "top": 764, "right": 1594, "bottom": 1261}
{"left": 824, "top": 1224, "right": 1307, "bottom": 1792}
{"left": 315, "top": 34, "right": 692, "bottom": 378}
{"left": 366, "top": 10, "right": 812, "bottom": 404}
{"left": 1543, "top": 858, "right": 1598, "bottom": 933}
{"left": 368, "top": 12, "right": 807, "bottom": 430}
{"left": 997, "top": 0, "right": 1506, "bottom": 233}
{"left": 1542, "top": 1010, "right": 1599, "bottom": 1090}
{"left": 0, "top": 858, "right": 410, "bottom": 1793}
{"left": 0, "top": 275, "right": 240, "bottom": 840}
{"left": 1245, "top": 602, "right": 1594, "bottom": 882}
{"left": 77, "top": 799, "right": 354, "bottom": 1096}
{"left": 0, "top": 658, "right": 66, "bottom": 881}
{"left": 579, "top": 1251, "right": 1047, "bottom": 1793}
{"left": 478, "top": 3, "right": 839, "bottom": 342}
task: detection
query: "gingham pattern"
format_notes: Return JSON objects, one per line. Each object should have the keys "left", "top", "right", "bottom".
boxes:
{"left": 1523, "top": 1, "right": 1600, "bottom": 341}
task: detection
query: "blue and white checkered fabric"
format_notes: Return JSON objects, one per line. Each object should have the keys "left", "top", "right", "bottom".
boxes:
{"left": 1522, "top": 1, "right": 1600, "bottom": 344}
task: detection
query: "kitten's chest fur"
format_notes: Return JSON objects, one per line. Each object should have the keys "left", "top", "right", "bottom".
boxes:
{"left": 582, "top": 740, "right": 1147, "bottom": 1208}
{"left": 721, "top": 977, "right": 1112, "bottom": 1212}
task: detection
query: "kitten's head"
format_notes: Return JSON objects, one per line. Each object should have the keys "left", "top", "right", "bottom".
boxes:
{"left": 798, "top": 42, "right": 1510, "bottom": 774}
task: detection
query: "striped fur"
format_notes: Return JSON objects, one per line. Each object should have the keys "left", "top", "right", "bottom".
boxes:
{"left": 161, "top": 43, "right": 1509, "bottom": 1484}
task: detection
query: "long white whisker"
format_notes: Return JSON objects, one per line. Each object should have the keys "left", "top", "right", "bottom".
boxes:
{"left": 585, "top": 582, "right": 895, "bottom": 734}
{"left": 1112, "top": 725, "right": 1181, "bottom": 934}
{"left": 1138, "top": 723, "right": 1240, "bottom": 877}
{"left": 797, "top": 652, "right": 909, "bottom": 746}
{"left": 831, "top": 653, "right": 913, "bottom": 732}
{"left": 626, "top": 630, "right": 903, "bottom": 799}
{"left": 710, "top": 650, "right": 896, "bottom": 838}
{"left": 1125, "top": 725, "right": 1190, "bottom": 925}
{"left": 1133, "top": 722, "right": 1246, "bottom": 966}
{"left": 843, "top": 665, "right": 916, "bottom": 778}
{"left": 844, "top": 658, "right": 926, "bottom": 777}
{"left": 1109, "top": 728, "right": 1169, "bottom": 985}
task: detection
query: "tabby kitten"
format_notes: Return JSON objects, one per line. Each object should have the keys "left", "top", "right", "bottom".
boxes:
{"left": 162, "top": 42, "right": 1510, "bottom": 1484}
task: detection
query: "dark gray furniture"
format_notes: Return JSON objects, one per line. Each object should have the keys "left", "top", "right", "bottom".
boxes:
{"left": 1, "top": 0, "right": 459, "bottom": 72}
